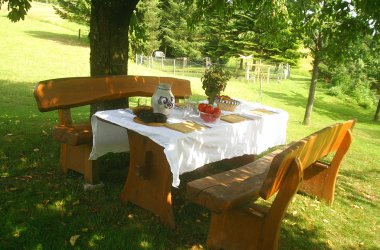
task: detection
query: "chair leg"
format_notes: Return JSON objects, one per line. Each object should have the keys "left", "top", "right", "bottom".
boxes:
{"left": 59, "top": 143, "right": 100, "bottom": 184}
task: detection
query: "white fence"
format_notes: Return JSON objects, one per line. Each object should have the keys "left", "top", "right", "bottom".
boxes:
{"left": 135, "top": 54, "right": 290, "bottom": 83}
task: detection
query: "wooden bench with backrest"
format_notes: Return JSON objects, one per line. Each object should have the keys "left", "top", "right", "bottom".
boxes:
{"left": 186, "top": 119, "right": 355, "bottom": 250}
{"left": 34, "top": 75, "right": 191, "bottom": 184}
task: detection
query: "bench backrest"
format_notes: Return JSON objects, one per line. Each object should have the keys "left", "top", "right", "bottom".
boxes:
{"left": 260, "top": 119, "right": 355, "bottom": 200}
{"left": 34, "top": 75, "right": 192, "bottom": 112}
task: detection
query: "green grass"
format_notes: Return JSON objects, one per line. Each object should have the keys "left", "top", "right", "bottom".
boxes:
{"left": 1, "top": 3, "right": 379, "bottom": 249}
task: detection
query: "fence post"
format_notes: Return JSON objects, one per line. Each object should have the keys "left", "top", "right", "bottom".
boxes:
{"left": 140, "top": 55, "right": 143, "bottom": 65}
{"left": 245, "top": 62, "right": 250, "bottom": 80}
{"left": 259, "top": 72, "right": 263, "bottom": 99}
{"left": 161, "top": 57, "right": 164, "bottom": 70}
{"left": 173, "top": 59, "right": 176, "bottom": 75}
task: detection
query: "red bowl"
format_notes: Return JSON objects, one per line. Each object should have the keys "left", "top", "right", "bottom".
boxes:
{"left": 199, "top": 111, "right": 221, "bottom": 123}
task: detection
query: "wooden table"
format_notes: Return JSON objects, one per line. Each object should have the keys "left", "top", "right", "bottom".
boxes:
{"left": 90, "top": 102, "right": 288, "bottom": 228}
{"left": 120, "top": 130, "right": 257, "bottom": 228}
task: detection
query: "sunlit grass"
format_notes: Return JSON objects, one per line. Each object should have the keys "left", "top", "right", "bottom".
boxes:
{"left": 0, "top": 2, "right": 379, "bottom": 250}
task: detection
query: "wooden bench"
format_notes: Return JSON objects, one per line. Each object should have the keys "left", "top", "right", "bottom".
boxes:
{"left": 34, "top": 75, "right": 191, "bottom": 184}
{"left": 186, "top": 120, "right": 355, "bottom": 250}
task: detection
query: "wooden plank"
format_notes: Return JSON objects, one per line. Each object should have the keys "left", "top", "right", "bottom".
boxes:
{"left": 187, "top": 151, "right": 277, "bottom": 213}
{"left": 34, "top": 75, "right": 191, "bottom": 112}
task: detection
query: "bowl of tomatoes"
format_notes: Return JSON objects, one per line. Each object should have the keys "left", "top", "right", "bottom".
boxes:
{"left": 198, "top": 103, "right": 221, "bottom": 123}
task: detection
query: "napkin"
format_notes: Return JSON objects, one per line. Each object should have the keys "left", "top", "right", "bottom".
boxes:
{"left": 220, "top": 114, "right": 249, "bottom": 123}
{"left": 164, "top": 121, "right": 207, "bottom": 133}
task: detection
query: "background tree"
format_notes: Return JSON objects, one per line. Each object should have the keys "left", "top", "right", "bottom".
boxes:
{"left": 129, "top": 0, "right": 161, "bottom": 57}
{"left": 88, "top": 0, "right": 139, "bottom": 112}
{"left": 354, "top": 0, "right": 380, "bottom": 121}
{"left": 319, "top": 35, "right": 379, "bottom": 109}
{"left": 0, "top": 0, "right": 31, "bottom": 21}
{"left": 286, "top": 0, "right": 370, "bottom": 125}
{"left": 54, "top": 0, "right": 90, "bottom": 25}
{"left": 201, "top": 3, "right": 301, "bottom": 66}
{"left": 159, "top": 0, "right": 203, "bottom": 59}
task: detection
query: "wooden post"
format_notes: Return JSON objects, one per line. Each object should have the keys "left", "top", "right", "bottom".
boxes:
{"left": 260, "top": 71, "right": 263, "bottom": 99}
{"left": 78, "top": 29, "right": 81, "bottom": 39}
{"left": 173, "top": 59, "right": 176, "bottom": 75}
{"left": 245, "top": 63, "right": 250, "bottom": 80}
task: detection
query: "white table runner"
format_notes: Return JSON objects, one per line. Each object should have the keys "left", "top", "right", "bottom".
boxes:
{"left": 90, "top": 101, "right": 288, "bottom": 187}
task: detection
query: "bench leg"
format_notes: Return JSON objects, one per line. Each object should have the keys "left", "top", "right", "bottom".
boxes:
{"left": 299, "top": 161, "right": 336, "bottom": 205}
{"left": 120, "top": 130, "right": 175, "bottom": 229}
{"left": 60, "top": 143, "right": 100, "bottom": 184}
{"left": 207, "top": 207, "right": 265, "bottom": 250}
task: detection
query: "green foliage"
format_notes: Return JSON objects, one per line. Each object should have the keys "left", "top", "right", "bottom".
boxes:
{"left": 320, "top": 34, "right": 379, "bottom": 109}
{"left": 53, "top": 0, "right": 90, "bottom": 25}
{"left": 129, "top": 0, "right": 161, "bottom": 56}
{"left": 326, "top": 66, "right": 376, "bottom": 108}
{"left": 0, "top": 0, "right": 31, "bottom": 21}
{"left": 200, "top": 2, "right": 302, "bottom": 65}
{"left": 201, "top": 65, "right": 231, "bottom": 103}
{"left": 159, "top": 0, "right": 203, "bottom": 59}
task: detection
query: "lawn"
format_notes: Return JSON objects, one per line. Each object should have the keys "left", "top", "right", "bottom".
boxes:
{"left": 0, "top": 3, "right": 379, "bottom": 249}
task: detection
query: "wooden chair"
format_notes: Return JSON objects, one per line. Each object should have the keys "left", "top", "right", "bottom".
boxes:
{"left": 34, "top": 75, "right": 191, "bottom": 184}
{"left": 186, "top": 120, "right": 355, "bottom": 249}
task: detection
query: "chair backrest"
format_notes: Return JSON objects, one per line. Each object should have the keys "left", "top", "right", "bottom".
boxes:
{"left": 260, "top": 120, "right": 355, "bottom": 200}
{"left": 34, "top": 75, "right": 192, "bottom": 112}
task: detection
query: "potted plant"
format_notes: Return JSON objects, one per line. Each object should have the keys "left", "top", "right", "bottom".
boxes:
{"left": 201, "top": 65, "right": 231, "bottom": 104}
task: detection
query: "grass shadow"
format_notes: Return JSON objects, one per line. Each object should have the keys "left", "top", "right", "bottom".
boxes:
{"left": 337, "top": 168, "right": 379, "bottom": 209}
{"left": 25, "top": 30, "right": 89, "bottom": 47}
{"left": 264, "top": 87, "right": 376, "bottom": 125}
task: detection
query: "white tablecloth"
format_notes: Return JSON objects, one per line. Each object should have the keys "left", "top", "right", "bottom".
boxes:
{"left": 90, "top": 101, "right": 288, "bottom": 187}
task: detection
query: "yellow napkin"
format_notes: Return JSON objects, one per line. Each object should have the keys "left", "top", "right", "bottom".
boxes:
{"left": 165, "top": 121, "right": 207, "bottom": 133}
{"left": 220, "top": 114, "right": 248, "bottom": 123}
{"left": 250, "top": 109, "right": 276, "bottom": 116}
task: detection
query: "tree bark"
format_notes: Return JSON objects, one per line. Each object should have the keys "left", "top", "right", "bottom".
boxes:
{"left": 89, "top": 0, "right": 139, "bottom": 114}
{"left": 303, "top": 55, "right": 320, "bottom": 125}
{"left": 374, "top": 99, "right": 380, "bottom": 122}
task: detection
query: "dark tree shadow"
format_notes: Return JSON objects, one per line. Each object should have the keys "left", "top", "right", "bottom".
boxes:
{"left": 25, "top": 30, "right": 89, "bottom": 47}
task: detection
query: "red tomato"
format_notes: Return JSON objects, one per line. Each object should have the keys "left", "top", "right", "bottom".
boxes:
{"left": 204, "top": 105, "right": 214, "bottom": 114}
{"left": 198, "top": 103, "right": 207, "bottom": 112}
{"left": 213, "top": 107, "right": 221, "bottom": 117}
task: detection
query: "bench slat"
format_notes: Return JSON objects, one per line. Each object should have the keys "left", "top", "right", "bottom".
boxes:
{"left": 187, "top": 151, "right": 277, "bottom": 213}
{"left": 34, "top": 75, "right": 191, "bottom": 112}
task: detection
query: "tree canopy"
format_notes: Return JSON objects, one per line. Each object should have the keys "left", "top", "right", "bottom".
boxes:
{"left": 2, "top": 0, "right": 379, "bottom": 121}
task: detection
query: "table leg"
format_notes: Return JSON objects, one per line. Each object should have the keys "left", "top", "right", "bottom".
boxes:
{"left": 120, "top": 130, "right": 175, "bottom": 228}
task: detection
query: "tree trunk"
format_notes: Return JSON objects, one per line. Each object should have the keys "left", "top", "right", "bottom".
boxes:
{"left": 303, "top": 55, "right": 320, "bottom": 125}
{"left": 374, "top": 99, "right": 380, "bottom": 122}
{"left": 89, "top": 0, "right": 139, "bottom": 114}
